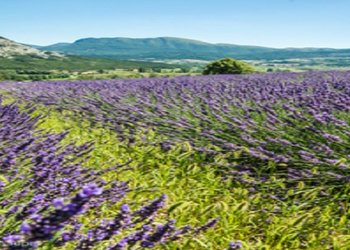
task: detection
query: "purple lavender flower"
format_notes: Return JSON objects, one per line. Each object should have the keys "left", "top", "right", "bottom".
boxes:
{"left": 79, "top": 183, "right": 103, "bottom": 198}
{"left": 227, "top": 241, "right": 243, "bottom": 249}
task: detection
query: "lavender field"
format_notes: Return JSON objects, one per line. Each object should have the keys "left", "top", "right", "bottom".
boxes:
{"left": 1, "top": 71, "right": 350, "bottom": 249}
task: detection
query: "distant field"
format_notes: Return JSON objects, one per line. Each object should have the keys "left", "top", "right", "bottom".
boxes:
{"left": 0, "top": 54, "right": 190, "bottom": 81}
{"left": 1, "top": 71, "right": 350, "bottom": 249}
{"left": 250, "top": 56, "right": 350, "bottom": 72}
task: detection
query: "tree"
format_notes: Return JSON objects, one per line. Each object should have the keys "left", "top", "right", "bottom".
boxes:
{"left": 203, "top": 58, "right": 255, "bottom": 75}
{"left": 138, "top": 67, "right": 146, "bottom": 73}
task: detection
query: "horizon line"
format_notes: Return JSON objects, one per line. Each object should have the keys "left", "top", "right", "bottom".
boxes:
{"left": 3, "top": 35, "right": 349, "bottom": 50}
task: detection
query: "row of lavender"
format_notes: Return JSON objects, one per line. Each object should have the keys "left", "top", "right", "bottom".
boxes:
{"left": 0, "top": 97, "right": 218, "bottom": 249}
{"left": 7, "top": 71, "right": 350, "bottom": 189}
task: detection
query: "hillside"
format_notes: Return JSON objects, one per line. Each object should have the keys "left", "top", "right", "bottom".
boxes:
{"left": 0, "top": 37, "right": 176, "bottom": 71}
{"left": 39, "top": 36, "right": 350, "bottom": 61}
{"left": 0, "top": 36, "right": 179, "bottom": 81}
{"left": 0, "top": 36, "right": 60, "bottom": 58}
{"left": 0, "top": 54, "right": 176, "bottom": 71}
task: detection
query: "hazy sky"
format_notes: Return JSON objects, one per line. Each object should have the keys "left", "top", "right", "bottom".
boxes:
{"left": 1, "top": 0, "right": 349, "bottom": 48}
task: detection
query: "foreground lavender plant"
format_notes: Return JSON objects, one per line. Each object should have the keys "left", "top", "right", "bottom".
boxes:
{"left": 0, "top": 99, "right": 216, "bottom": 249}
{"left": 22, "top": 184, "right": 103, "bottom": 242}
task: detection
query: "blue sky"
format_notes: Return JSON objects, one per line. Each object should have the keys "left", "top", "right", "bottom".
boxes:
{"left": 1, "top": 0, "right": 349, "bottom": 48}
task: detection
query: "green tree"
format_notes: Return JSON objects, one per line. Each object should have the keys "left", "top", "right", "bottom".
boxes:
{"left": 203, "top": 58, "right": 255, "bottom": 75}
{"left": 138, "top": 67, "right": 146, "bottom": 73}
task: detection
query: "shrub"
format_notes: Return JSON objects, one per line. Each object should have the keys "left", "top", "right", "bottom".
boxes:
{"left": 203, "top": 58, "right": 255, "bottom": 75}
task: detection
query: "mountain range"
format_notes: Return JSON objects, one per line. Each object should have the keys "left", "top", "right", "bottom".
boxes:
{"left": 0, "top": 36, "right": 176, "bottom": 72}
{"left": 37, "top": 37, "right": 350, "bottom": 61}
{"left": 2, "top": 35, "right": 350, "bottom": 76}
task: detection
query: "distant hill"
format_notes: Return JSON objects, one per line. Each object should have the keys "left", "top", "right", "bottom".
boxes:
{"left": 0, "top": 37, "right": 176, "bottom": 72}
{"left": 0, "top": 36, "right": 62, "bottom": 58}
{"left": 38, "top": 37, "right": 350, "bottom": 61}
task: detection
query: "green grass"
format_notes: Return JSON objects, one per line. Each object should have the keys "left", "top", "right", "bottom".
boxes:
{"left": 0, "top": 55, "right": 178, "bottom": 71}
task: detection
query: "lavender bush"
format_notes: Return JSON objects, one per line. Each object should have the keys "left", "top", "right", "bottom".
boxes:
{"left": 0, "top": 98, "right": 216, "bottom": 249}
